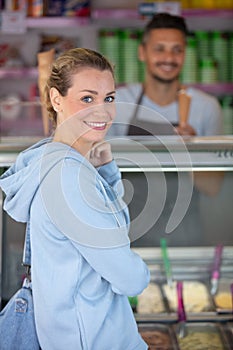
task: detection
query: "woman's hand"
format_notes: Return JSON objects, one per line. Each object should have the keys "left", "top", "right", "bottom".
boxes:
{"left": 89, "top": 141, "right": 113, "bottom": 168}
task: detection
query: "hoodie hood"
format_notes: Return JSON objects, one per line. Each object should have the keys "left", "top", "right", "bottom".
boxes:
{"left": 0, "top": 138, "right": 85, "bottom": 223}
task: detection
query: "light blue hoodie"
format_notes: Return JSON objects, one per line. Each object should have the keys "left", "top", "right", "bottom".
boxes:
{"left": 0, "top": 138, "right": 150, "bottom": 350}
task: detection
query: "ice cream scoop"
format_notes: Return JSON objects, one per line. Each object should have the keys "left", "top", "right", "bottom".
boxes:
{"left": 177, "top": 281, "right": 187, "bottom": 338}
{"left": 160, "top": 238, "right": 173, "bottom": 288}
{"left": 210, "top": 244, "right": 223, "bottom": 296}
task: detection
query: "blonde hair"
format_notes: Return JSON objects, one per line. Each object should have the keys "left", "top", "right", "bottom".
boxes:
{"left": 45, "top": 48, "right": 115, "bottom": 126}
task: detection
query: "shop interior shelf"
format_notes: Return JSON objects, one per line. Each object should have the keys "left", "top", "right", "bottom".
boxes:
{"left": 22, "top": 9, "right": 233, "bottom": 28}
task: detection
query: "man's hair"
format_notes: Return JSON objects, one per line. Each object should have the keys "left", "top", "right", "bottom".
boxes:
{"left": 142, "top": 12, "right": 189, "bottom": 44}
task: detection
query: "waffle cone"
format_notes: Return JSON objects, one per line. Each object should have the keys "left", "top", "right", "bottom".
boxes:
{"left": 178, "top": 90, "right": 191, "bottom": 127}
{"left": 37, "top": 49, "right": 55, "bottom": 135}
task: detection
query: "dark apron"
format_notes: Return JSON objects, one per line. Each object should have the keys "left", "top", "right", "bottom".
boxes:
{"left": 127, "top": 87, "right": 178, "bottom": 136}
{"left": 125, "top": 88, "right": 202, "bottom": 247}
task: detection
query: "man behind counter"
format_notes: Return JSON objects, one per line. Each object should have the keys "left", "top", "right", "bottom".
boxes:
{"left": 107, "top": 13, "right": 224, "bottom": 248}
{"left": 108, "top": 12, "right": 223, "bottom": 137}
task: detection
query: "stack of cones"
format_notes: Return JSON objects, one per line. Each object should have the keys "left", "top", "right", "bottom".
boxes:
{"left": 37, "top": 49, "right": 55, "bottom": 136}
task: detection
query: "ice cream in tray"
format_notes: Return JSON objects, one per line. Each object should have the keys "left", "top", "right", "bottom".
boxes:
{"left": 174, "top": 322, "right": 232, "bottom": 350}
{"left": 138, "top": 323, "right": 178, "bottom": 350}
{"left": 213, "top": 278, "right": 233, "bottom": 314}
{"left": 159, "top": 239, "right": 215, "bottom": 315}
{"left": 139, "top": 322, "right": 233, "bottom": 350}
{"left": 163, "top": 280, "right": 215, "bottom": 314}
{"left": 137, "top": 282, "right": 166, "bottom": 314}
{"left": 132, "top": 280, "right": 216, "bottom": 322}
{"left": 132, "top": 241, "right": 231, "bottom": 319}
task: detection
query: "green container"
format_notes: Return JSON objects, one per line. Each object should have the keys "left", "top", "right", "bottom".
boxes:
{"left": 199, "top": 57, "right": 217, "bottom": 84}
{"left": 181, "top": 36, "right": 198, "bottom": 83}
{"left": 137, "top": 29, "right": 145, "bottom": 83}
{"left": 211, "top": 31, "right": 229, "bottom": 82}
{"left": 229, "top": 32, "right": 233, "bottom": 82}
{"left": 121, "top": 29, "right": 141, "bottom": 84}
{"left": 195, "top": 30, "right": 210, "bottom": 60}
{"left": 98, "top": 29, "right": 105, "bottom": 54}
{"left": 118, "top": 29, "right": 127, "bottom": 84}
{"left": 98, "top": 28, "right": 121, "bottom": 84}
{"left": 221, "top": 95, "right": 233, "bottom": 135}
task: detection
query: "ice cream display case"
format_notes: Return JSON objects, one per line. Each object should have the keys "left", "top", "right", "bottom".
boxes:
{"left": 112, "top": 135, "right": 233, "bottom": 348}
{"left": 138, "top": 322, "right": 233, "bottom": 350}
{"left": 0, "top": 135, "right": 233, "bottom": 348}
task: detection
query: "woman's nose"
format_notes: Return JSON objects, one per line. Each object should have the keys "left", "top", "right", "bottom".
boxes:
{"left": 93, "top": 103, "right": 108, "bottom": 114}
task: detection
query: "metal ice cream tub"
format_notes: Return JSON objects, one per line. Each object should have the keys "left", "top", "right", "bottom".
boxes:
{"left": 138, "top": 323, "right": 179, "bottom": 350}
{"left": 174, "top": 322, "right": 232, "bottom": 350}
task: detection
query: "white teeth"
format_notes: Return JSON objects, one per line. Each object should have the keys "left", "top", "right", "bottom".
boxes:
{"left": 85, "top": 122, "right": 106, "bottom": 127}
{"left": 161, "top": 65, "right": 174, "bottom": 72}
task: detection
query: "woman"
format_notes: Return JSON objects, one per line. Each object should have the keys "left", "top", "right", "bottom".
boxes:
{"left": 0, "top": 48, "right": 150, "bottom": 349}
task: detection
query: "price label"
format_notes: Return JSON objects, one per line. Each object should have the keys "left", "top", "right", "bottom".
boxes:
{"left": 139, "top": 2, "right": 181, "bottom": 17}
{"left": 1, "top": 11, "right": 26, "bottom": 34}
{"left": 156, "top": 2, "right": 181, "bottom": 16}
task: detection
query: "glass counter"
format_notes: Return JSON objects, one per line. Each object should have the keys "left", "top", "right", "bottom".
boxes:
{"left": 0, "top": 135, "right": 233, "bottom": 312}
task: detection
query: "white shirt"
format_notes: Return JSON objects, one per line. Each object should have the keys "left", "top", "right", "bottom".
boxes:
{"left": 108, "top": 83, "right": 223, "bottom": 136}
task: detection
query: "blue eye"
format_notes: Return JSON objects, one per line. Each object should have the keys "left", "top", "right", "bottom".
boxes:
{"left": 81, "top": 96, "right": 93, "bottom": 103}
{"left": 105, "top": 96, "right": 115, "bottom": 103}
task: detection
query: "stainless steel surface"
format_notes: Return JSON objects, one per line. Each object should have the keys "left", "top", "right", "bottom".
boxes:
{"left": 177, "top": 321, "right": 188, "bottom": 339}
{"left": 138, "top": 323, "right": 179, "bottom": 350}
{"left": 0, "top": 135, "right": 233, "bottom": 169}
{"left": 134, "top": 247, "right": 233, "bottom": 279}
{"left": 110, "top": 136, "right": 233, "bottom": 169}
{"left": 109, "top": 136, "right": 233, "bottom": 151}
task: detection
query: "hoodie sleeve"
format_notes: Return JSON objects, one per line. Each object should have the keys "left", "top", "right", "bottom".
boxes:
{"left": 39, "top": 157, "right": 150, "bottom": 296}
{"left": 97, "top": 160, "right": 122, "bottom": 189}
{"left": 72, "top": 241, "right": 150, "bottom": 296}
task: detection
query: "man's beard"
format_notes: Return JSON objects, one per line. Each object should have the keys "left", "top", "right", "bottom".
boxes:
{"left": 151, "top": 72, "right": 180, "bottom": 84}
{"left": 151, "top": 63, "right": 180, "bottom": 84}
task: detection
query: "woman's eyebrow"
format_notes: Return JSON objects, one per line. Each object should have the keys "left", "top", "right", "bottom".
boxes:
{"left": 80, "top": 90, "right": 116, "bottom": 95}
{"left": 106, "top": 90, "right": 116, "bottom": 95}
{"left": 80, "top": 89, "right": 98, "bottom": 94}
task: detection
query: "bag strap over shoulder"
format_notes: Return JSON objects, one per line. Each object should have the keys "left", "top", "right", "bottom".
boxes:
{"left": 22, "top": 223, "right": 31, "bottom": 279}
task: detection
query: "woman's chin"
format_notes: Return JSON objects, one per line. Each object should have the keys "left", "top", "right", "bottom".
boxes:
{"left": 84, "top": 130, "right": 107, "bottom": 143}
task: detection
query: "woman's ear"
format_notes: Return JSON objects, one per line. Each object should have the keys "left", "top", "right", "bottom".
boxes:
{"left": 138, "top": 44, "right": 145, "bottom": 62}
{"left": 50, "top": 87, "right": 62, "bottom": 113}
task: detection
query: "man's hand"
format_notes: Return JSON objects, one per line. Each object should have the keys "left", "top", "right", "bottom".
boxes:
{"left": 175, "top": 123, "right": 196, "bottom": 136}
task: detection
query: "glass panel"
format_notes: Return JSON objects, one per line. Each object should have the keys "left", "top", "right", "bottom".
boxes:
{"left": 122, "top": 171, "right": 233, "bottom": 247}
{"left": 0, "top": 102, "right": 45, "bottom": 137}
{"left": 1, "top": 213, "right": 25, "bottom": 302}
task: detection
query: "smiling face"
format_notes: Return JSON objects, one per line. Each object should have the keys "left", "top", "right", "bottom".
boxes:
{"left": 139, "top": 28, "right": 186, "bottom": 83}
{"left": 50, "top": 68, "right": 115, "bottom": 146}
